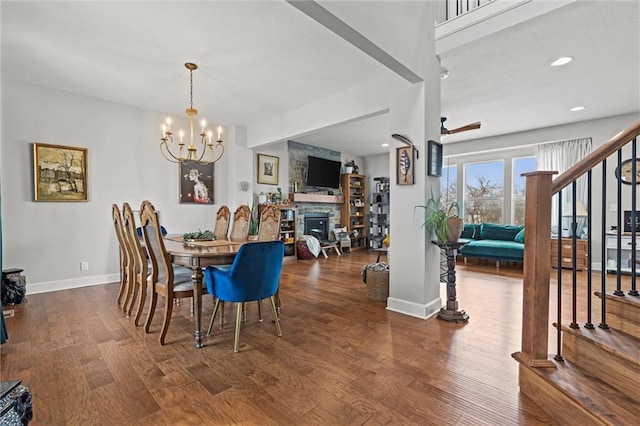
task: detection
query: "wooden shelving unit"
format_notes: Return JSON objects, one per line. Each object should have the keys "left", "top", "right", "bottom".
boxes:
{"left": 341, "top": 173, "right": 367, "bottom": 250}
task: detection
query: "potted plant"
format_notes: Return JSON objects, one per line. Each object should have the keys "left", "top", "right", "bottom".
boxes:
{"left": 344, "top": 160, "right": 356, "bottom": 174}
{"left": 416, "top": 192, "right": 463, "bottom": 245}
{"left": 248, "top": 203, "right": 259, "bottom": 240}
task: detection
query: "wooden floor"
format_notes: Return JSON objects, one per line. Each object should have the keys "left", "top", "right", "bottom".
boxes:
{"left": 1, "top": 251, "right": 564, "bottom": 425}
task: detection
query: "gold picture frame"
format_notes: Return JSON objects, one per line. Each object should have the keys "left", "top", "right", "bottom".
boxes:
{"left": 257, "top": 154, "right": 279, "bottom": 185}
{"left": 33, "top": 142, "right": 88, "bottom": 201}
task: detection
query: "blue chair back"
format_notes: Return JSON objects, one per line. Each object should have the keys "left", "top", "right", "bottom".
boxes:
{"left": 137, "top": 225, "right": 167, "bottom": 238}
{"left": 205, "top": 241, "right": 284, "bottom": 303}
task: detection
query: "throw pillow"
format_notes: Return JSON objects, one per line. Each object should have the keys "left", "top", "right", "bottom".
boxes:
{"left": 514, "top": 228, "right": 525, "bottom": 243}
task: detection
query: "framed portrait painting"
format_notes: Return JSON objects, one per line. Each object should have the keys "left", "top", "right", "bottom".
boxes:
{"left": 427, "top": 140, "right": 443, "bottom": 177}
{"left": 180, "top": 163, "right": 214, "bottom": 204}
{"left": 396, "top": 146, "right": 415, "bottom": 185}
{"left": 257, "top": 154, "right": 279, "bottom": 185}
{"left": 33, "top": 142, "right": 88, "bottom": 201}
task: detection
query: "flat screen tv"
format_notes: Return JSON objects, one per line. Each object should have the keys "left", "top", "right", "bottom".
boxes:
{"left": 306, "top": 155, "right": 341, "bottom": 189}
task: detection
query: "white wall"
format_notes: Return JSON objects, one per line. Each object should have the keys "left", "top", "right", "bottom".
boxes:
{"left": 1, "top": 80, "right": 246, "bottom": 293}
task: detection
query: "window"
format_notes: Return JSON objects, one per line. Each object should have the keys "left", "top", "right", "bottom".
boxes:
{"left": 441, "top": 165, "right": 457, "bottom": 204}
{"left": 512, "top": 157, "right": 537, "bottom": 225}
{"left": 464, "top": 161, "right": 504, "bottom": 224}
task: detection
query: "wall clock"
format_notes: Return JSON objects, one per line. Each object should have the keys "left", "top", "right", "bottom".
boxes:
{"left": 615, "top": 158, "right": 640, "bottom": 185}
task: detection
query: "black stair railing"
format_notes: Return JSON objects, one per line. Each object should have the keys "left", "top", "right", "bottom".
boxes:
{"left": 513, "top": 119, "right": 640, "bottom": 367}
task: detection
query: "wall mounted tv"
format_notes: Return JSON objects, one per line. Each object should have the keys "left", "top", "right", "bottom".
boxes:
{"left": 306, "top": 155, "right": 342, "bottom": 189}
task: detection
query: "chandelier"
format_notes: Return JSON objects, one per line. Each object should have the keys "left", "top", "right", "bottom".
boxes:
{"left": 160, "top": 62, "right": 224, "bottom": 165}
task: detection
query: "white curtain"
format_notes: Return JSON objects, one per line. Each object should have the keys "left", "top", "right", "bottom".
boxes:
{"left": 537, "top": 138, "right": 592, "bottom": 235}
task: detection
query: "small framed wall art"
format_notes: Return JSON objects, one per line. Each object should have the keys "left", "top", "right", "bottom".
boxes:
{"left": 33, "top": 142, "right": 88, "bottom": 201}
{"left": 180, "top": 162, "right": 214, "bottom": 204}
{"left": 396, "top": 146, "right": 415, "bottom": 185}
{"left": 427, "top": 140, "right": 443, "bottom": 177}
{"left": 257, "top": 154, "right": 279, "bottom": 185}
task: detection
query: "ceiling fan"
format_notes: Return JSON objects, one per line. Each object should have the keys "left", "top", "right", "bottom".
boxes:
{"left": 440, "top": 117, "right": 481, "bottom": 135}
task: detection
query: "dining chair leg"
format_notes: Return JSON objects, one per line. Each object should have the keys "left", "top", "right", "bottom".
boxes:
{"left": 191, "top": 296, "right": 194, "bottom": 317}
{"left": 234, "top": 302, "right": 243, "bottom": 353}
{"left": 257, "top": 300, "right": 263, "bottom": 322}
{"left": 160, "top": 295, "right": 174, "bottom": 345}
{"left": 117, "top": 255, "right": 126, "bottom": 306}
{"left": 207, "top": 298, "right": 221, "bottom": 336}
{"left": 220, "top": 302, "right": 225, "bottom": 329}
{"left": 133, "top": 276, "right": 148, "bottom": 326}
{"left": 126, "top": 275, "right": 140, "bottom": 318}
{"left": 270, "top": 296, "right": 282, "bottom": 337}
{"left": 242, "top": 303, "right": 247, "bottom": 322}
{"left": 144, "top": 286, "right": 158, "bottom": 334}
{"left": 123, "top": 271, "right": 133, "bottom": 315}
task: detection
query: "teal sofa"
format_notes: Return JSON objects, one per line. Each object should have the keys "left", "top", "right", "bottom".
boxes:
{"left": 459, "top": 223, "right": 525, "bottom": 264}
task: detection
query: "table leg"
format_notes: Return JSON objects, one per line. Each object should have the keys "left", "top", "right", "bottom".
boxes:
{"left": 192, "top": 267, "right": 204, "bottom": 348}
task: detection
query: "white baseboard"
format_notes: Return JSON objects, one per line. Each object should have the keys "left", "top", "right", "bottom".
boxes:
{"left": 386, "top": 296, "right": 441, "bottom": 320}
{"left": 26, "top": 274, "right": 120, "bottom": 295}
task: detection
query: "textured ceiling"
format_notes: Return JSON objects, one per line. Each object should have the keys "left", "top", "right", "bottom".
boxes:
{"left": 2, "top": 1, "right": 639, "bottom": 157}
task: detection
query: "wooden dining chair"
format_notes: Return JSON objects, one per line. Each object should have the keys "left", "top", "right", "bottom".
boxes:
{"left": 204, "top": 241, "right": 284, "bottom": 352}
{"left": 122, "top": 202, "right": 151, "bottom": 325}
{"left": 229, "top": 204, "right": 251, "bottom": 242}
{"left": 140, "top": 200, "right": 203, "bottom": 345}
{"left": 112, "top": 204, "right": 134, "bottom": 314}
{"left": 256, "top": 205, "right": 281, "bottom": 241}
{"left": 214, "top": 205, "right": 231, "bottom": 240}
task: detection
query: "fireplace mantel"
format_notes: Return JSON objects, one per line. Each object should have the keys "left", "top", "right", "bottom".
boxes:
{"left": 292, "top": 193, "right": 344, "bottom": 204}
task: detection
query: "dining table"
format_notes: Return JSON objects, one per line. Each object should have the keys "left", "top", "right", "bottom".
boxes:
{"left": 162, "top": 236, "right": 244, "bottom": 348}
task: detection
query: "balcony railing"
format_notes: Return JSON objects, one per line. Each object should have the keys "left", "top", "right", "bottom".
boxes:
{"left": 438, "top": 0, "right": 496, "bottom": 24}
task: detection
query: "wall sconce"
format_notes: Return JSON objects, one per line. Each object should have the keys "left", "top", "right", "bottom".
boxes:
{"left": 240, "top": 181, "right": 249, "bottom": 192}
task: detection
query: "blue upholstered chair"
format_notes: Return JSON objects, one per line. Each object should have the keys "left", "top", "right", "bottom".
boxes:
{"left": 204, "top": 240, "right": 284, "bottom": 352}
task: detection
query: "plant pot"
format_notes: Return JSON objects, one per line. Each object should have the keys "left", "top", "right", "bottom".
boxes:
{"left": 248, "top": 235, "right": 258, "bottom": 241}
{"left": 446, "top": 218, "right": 464, "bottom": 242}
{"left": 345, "top": 166, "right": 354, "bottom": 174}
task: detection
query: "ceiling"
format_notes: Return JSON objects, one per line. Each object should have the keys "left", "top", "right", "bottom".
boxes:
{"left": 2, "top": 1, "right": 639, "bottom": 157}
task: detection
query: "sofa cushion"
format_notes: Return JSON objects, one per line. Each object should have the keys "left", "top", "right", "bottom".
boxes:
{"left": 480, "top": 223, "right": 523, "bottom": 241}
{"left": 460, "top": 223, "right": 482, "bottom": 239}
{"left": 514, "top": 228, "right": 525, "bottom": 243}
{"left": 460, "top": 239, "right": 524, "bottom": 261}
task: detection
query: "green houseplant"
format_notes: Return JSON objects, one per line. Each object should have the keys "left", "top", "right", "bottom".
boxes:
{"left": 248, "top": 203, "right": 259, "bottom": 240}
{"left": 416, "top": 192, "right": 463, "bottom": 245}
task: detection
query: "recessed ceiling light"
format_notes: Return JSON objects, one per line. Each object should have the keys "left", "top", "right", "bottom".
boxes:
{"left": 551, "top": 56, "right": 573, "bottom": 67}
{"left": 381, "top": 143, "right": 389, "bottom": 147}
{"left": 570, "top": 106, "right": 585, "bottom": 112}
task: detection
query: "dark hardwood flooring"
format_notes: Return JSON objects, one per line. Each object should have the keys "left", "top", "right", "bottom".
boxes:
{"left": 1, "top": 252, "right": 567, "bottom": 425}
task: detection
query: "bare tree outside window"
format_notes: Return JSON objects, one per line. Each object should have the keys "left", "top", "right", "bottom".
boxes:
{"left": 512, "top": 157, "right": 537, "bottom": 225}
{"left": 464, "top": 161, "right": 504, "bottom": 224}
{"left": 441, "top": 165, "right": 457, "bottom": 205}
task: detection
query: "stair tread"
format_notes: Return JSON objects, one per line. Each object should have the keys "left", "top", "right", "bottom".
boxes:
{"left": 556, "top": 323, "right": 640, "bottom": 366}
{"left": 532, "top": 357, "right": 640, "bottom": 424}
{"left": 595, "top": 291, "right": 640, "bottom": 308}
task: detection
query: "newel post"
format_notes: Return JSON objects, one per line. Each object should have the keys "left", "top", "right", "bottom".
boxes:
{"left": 516, "top": 171, "right": 557, "bottom": 368}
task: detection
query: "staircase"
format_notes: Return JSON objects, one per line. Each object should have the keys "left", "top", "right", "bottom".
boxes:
{"left": 512, "top": 120, "right": 640, "bottom": 423}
